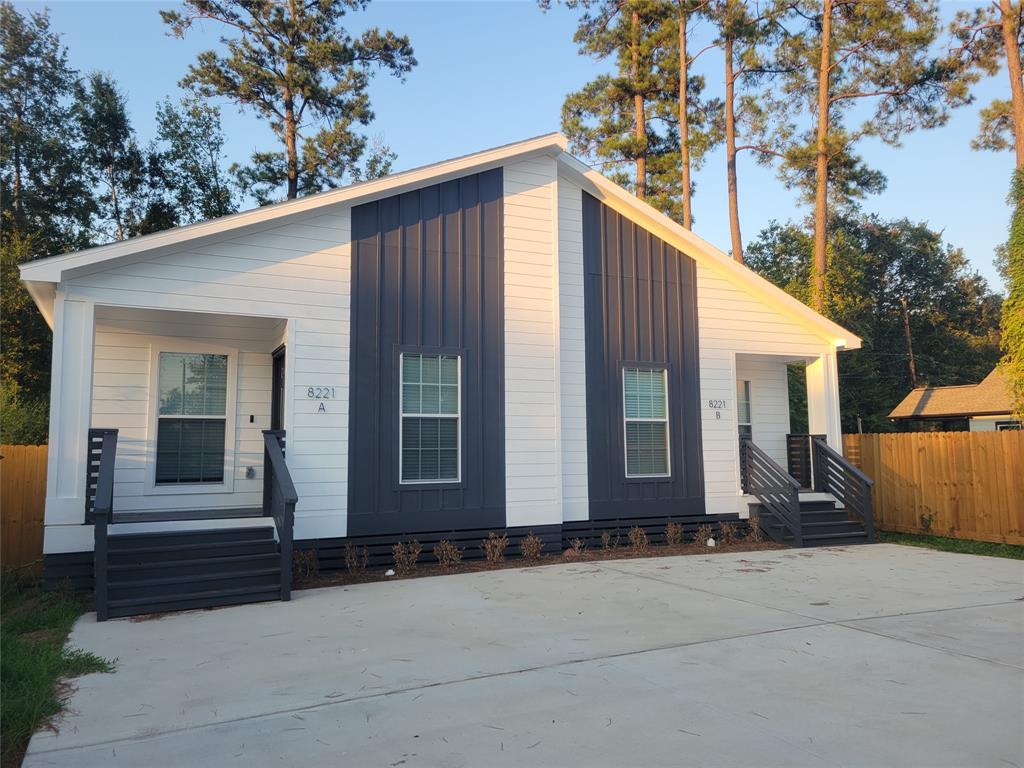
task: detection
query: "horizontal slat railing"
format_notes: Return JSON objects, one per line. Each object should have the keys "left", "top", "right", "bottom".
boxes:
{"left": 742, "top": 439, "right": 803, "bottom": 547}
{"left": 812, "top": 437, "right": 875, "bottom": 541}
{"left": 263, "top": 430, "right": 297, "bottom": 601}
{"left": 91, "top": 429, "right": 118, "bottom": 622}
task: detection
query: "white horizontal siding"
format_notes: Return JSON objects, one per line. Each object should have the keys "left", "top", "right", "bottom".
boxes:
{"left": 504, "top": 158, "right": 562, "bottom": 527}
{"left": 59, "top": 206, "right": 353, "bottom": 545}
{"left": 697, "top": 263, "right": 832, "bottom": 515}
{"left": 735, "top": 356, "right": 791, "bottom": 470}
{"left": 557, "top": 173, "right": 588, "bottom": 521}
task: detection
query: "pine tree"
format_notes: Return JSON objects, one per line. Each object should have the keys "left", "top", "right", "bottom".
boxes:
{"left": 777, "top": 0, "right": 966, "bottom": 312}
{"left": 949, "top": 1, "right": 1024, "bottom": 167}
{"left": 161, "top": 0, "right": 416, "bottom": 202}
{"left": 1002, "top": 170, "right": 1024, "bottom": 415}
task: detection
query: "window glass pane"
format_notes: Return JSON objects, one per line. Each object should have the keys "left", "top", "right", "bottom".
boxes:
{"left": 421, "top": 355, "right": 439, "bottom": 385}
{"left": 626, "top": 422, "right": 668, "bottom": 476}
{"left": 737, "top": 380, "right": 751, "bottom": 424}
{"left": 204, "top": 355, "right": 227, "bottom": 415}
{"left": 402, "top": 383, "right": 420, "bottom": 414}
{"left": 401, "top": 417, "right": 458, "bottom": 482}
{"left": 439, "top": 356, "right": 458, "bottom": 385}
{"left": 420, "top": 383, "right": 440, "bottom": 414}
{"left": 624, "top": 368, "right": 666, "bottom": 419}
{"left": 403, "top": 354, "right": 421, "bottom": 383}
{"left": 400, "top": 354, "right": 460, "bottom": 482}
{"left": 159, "top": 353, "right": 227, "bottom": 417}
{"left": 159, "top": 353, "right": 186, "bottom": 416}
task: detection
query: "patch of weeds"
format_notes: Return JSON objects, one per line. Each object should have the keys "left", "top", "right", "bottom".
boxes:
{"left": 392, "top": 540, "right": 423, "bottom": 576}
{"left": 520, "top": 531, "right": 545, "bottom": 561}
{"left": 1, "top": 576, "right": 115, "bottom": 768}
{"left": 567, "top": 537, "right": 586, "bottom": 557}
{"left": 627, "top": 526, "right": 649, "bottom": 554}
{"left": 664, "top": 522, "right": 684, "bottom": 547}
{"left": 292, "top": 549, "right": 319, "bottom": 586}
{"left": 433, "top": 540, "right": 463, "bottom": 571}
{"left": 919, "top": 513, "right": 934, "bottom": 534}
{"left": 693, "top": 523, "right": 714, "bottom": 549}
{"left": 719, "top": 522, "right": 738, "bottom": 547}
{"left": 480, "top": 532, "right": 509, "bottom": 564}
{"left": 747, "top": 515, "right": 763, "bottom": 542}
{"left": 344, "top": 542, "right": 370, "bottom": 575}
{"left": 878, "top": 531, "right": 1024, "bottom": 560}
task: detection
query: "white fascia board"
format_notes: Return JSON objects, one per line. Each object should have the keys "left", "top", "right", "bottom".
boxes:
{"left": 557, "top": 152, "right": 862, "bottom": 351}
{"left": 23, "top": 280, "right": 57, "bottom": 329}
{"left": 19, "top": 132, "right": 568, "bottom": 285}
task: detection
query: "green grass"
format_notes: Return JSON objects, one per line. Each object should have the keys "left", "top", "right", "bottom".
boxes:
{"left": 1, "top": 576, "right": 114, "bottom": 768}
{"left": 878, "top": 531, "right": 1024, "bottom": 560}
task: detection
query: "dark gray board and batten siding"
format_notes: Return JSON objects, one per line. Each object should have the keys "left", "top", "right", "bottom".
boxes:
{"left": 348, "top": 169, "right": 506, "bottom": 536}
{"left": 582, "top": 191, "right": 705, "bottom": 519}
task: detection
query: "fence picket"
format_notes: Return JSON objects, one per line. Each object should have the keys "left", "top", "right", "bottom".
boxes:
{"left": 0, "top": 445, "right": 48, "bottom": 575}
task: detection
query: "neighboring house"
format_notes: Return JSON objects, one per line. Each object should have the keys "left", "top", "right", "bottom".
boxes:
{"left": 21, "top": 134, "right": 867, "bottom": 617}
{"left": 889, "top": 368, "right": 1020, "bottom": 432}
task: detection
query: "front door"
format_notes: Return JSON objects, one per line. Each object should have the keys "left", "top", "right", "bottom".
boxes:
{"left": 271, "top": 346, "right": 285, "bottom": 431}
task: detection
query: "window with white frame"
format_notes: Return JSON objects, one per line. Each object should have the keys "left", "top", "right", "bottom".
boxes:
{"left": 400, "top": 353, "right": 460, "bottom": 483}
{"left": 156, "top": 352, "right": 228, "bottom": 484}
{"left": 737, "top": 380, "right": 752, "bottom": 440}
{"left": 623, "top": 367, "right": 670, "bottom": 477}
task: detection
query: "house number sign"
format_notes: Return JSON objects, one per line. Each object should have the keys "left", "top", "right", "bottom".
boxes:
{"left": 307, "top": 387, "right": 337, "bottom": 414}
{"left": 707, "top": 398, "right": 729, "bottom": 420}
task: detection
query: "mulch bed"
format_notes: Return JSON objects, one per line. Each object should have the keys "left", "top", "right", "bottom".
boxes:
{"left": 296, "top": 539, "right": 787, "bottom": 590}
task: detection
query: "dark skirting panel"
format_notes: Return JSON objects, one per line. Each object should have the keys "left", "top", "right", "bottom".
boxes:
{"left": 582, "top": 191, "right": 705, "bottom": 519}
{"left": 348, "top": 169, "right": 506, "bottom": 536}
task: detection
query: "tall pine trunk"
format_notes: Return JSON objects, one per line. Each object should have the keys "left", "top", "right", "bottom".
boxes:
{"left": 679, "top": 5, "right": 692, "bottom": 229}
{"left": 724, "top": 36, "right": 742, "bottom": 262}
{"left": 109, "top": 165, "right": 124, "bottom": 241}
{"left": 1000, "top": 0, "right": 1024, "bottom": 170}
{"left": 632, "top": 8, "right": 647, "bottom": 199}
{"left": 283, "top": 82, "right": 299, "bottom": 200}
{"left": 811, "top": 0, "right": 834, "bottom": 313}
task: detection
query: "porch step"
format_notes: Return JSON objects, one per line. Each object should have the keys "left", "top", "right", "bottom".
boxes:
{"left": 106, "top": 584, "right": 283, "bottom": 619}
{"left": 101, "top": 525, "right": 285, "bottom": 618}
{"left": 751, "top": 500, "right": 872, "bottom": 548}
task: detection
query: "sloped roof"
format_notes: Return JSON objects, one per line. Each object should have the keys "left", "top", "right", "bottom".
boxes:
{"left": 20, "top": 132, "right": 860, "bottom": 349}
{"left": 888, "top": 368, "right": 1015, "bottom": 419}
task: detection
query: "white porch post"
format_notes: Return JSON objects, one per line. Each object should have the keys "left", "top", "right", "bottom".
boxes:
{"left": 806, "top": 350, "right": 842, "bottom": 450}
{"left": 43, "top": 293, "right": 96, "bottom": 537}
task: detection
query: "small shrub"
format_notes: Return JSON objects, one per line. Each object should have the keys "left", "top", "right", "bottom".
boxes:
{"left": 600, "top": 530, "right": 612, "bottom": 549}
{"left": 693, "top": 523, "right": 714, "bottom": 549}
{"left": 664, "top": 522, "right": 684, "bottom": 547}
{"left": 393, "top": 539, "right": 422, "bottom": 576}
{"left": 920, "top": 513, "right": 934, "bottom": 533}
{"left": 567, "top": 537, "right": 586, "bottom": 556}
{"left": 433, "top": 539, "right": 463, "bottom": 571}
{"left": 748, "top": 515, "right": 763, "bottom": 542}
{"left": 292, "top": 549, "right": 319, "bottom": 585}
{"left": 344, "top": 542, "right": 369, "bottom": 575}
{"left": 719, "top": 522, "right": 738, "bottom": 546}
{"left": 480, "top": 531, "right": 509, "bottom": 564}
{"left": 520, "top": 531, "right": 545, "bottom": 561}
{"left": 627, "top": 526, "right": 649, "bottom": 554}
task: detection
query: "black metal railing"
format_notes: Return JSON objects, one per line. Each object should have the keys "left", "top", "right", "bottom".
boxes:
{"left": 90, "top": 429, "right": 118, "bottom": 622}
{"left": 262, "top": 430, "right": 297, "bottom": 601}
{"left": 811, "top": 437, "right": 875, "bottom": 542}
{"left": 86, "top": 428, "right": 119, "bottom": 523}
{"left": 786, "top": 433, "right": 825, "bottom": 489}
{"left": 742, "top": 439, "right": 803, "bottom": 547}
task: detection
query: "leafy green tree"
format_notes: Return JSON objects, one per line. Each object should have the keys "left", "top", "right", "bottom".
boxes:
{"left": 0, "top": 2, "right": 94, "bottom": 255}
{"left": 949, "top": 1, "right": 1024, "bottom": 166}
{"left": 75, "top": 72, "right": 155, "bottom": 241}
{"left": 747, "top": 215, "right": 1002, "bottom": 432}
{"left": 1003, "top": 170, "right": 1024, "bottom": 415}
{"left": 154, "top": 95, "right": 237, "bottom": 222}
{"left": 776, "top": 0, "right": 966, "bottom": 312}
{"left": 162, "top": 0, "right": 416, "bottom": 202}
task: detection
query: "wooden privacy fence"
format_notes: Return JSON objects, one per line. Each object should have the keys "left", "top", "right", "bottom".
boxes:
{"left": 843, "top": 432, "right": 1024, "bottom": 545}
{"left": 1, "top": 445, "right": 48, "bottom": 575}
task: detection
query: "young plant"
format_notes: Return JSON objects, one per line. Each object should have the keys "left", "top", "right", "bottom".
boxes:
{"left": 520, "top": 531, "right": 545, "bottom": 561}
{"left": 627, "top": 526, "right": 649, "bottom": 554}
{"left": 344, "top": 542, "right": 369, "bottom": 575}
{"left": 481, "top": 532, "right": 509, "bottom": 564}
{"left": 665, "top": 522, "right": 684, "bottom": 547}
{"left": 433, "top": 539, "right": 463, "bottom": 571}
{"left": 292, "top": 549, "right": 319, "bottom": 585}
{"left": 568, "top": 537, "right": 586, "bottom": 556}
{"left": 719, "top": 522, "right": 738, "bottom": 547}
{"left": 392, "top": 539, "right": 422, "bottom": 576}
{"left": 601, "top": 530, "right": 613, "bottom": 550}
{"left": 694, "top": 523, "right": 714, "bottom": 549}
{"left": 748, "top": 515, "right": 763, "bottom": 543}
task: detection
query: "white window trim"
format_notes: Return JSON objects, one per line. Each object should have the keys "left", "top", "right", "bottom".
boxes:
{"left": 144, "top": 340, "right": 238, "bottom": 496}
{"left": 398, "top": 352, "right": 462, "bottom": 485}
{"left": 622, "top": 367, "right": 671, "bottom": 479}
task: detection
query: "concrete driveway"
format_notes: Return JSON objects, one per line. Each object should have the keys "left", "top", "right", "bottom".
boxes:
{"left": 25, "top": 545, "right": 1024, "bottom": 767}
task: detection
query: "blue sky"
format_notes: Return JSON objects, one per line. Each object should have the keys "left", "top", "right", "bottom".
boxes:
{"left": 20, "top": 0, "right": 1011, "bottom": 288}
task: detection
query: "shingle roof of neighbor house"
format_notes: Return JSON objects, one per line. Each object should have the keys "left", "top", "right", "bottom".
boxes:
{"left": 888, "top": 368, "right": 1014, "bottom": 420}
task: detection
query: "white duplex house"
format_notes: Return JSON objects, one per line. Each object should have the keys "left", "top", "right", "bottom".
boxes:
{"left": 21, "top": 133, "right": 871, "bottom": 619}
